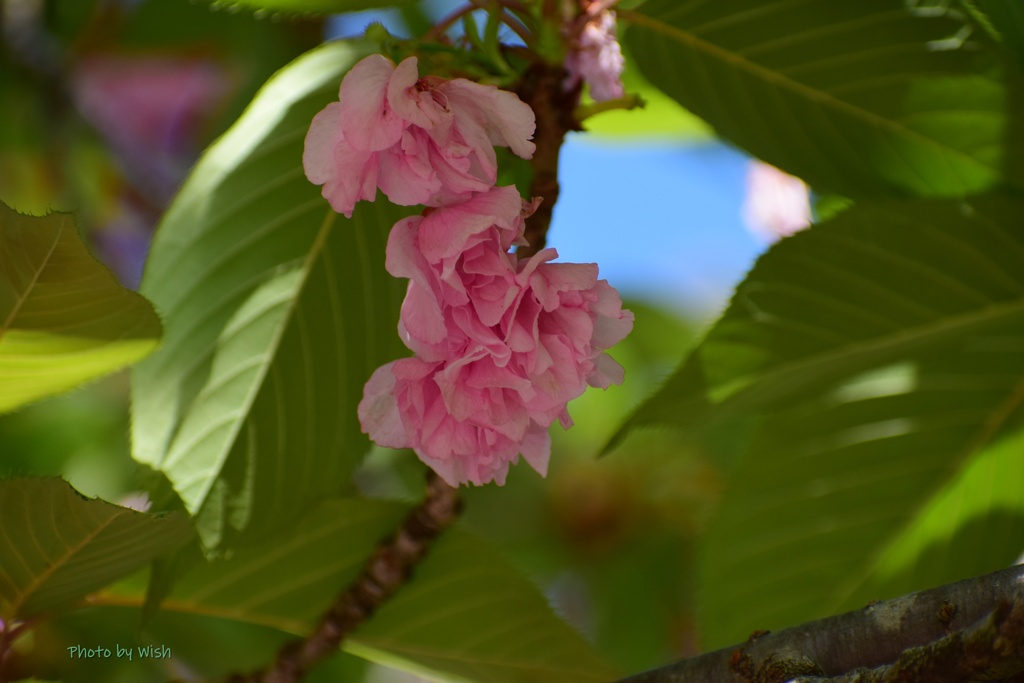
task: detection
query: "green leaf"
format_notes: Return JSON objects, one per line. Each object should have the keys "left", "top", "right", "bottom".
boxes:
{"left": 610, "top": 192, "right": 1024, "bottom": 647}
{"left": 206, "top": 0, "right": 414, "bottom": 16}
{"left": 0, "top": 478, "right": 192, "bottom": 620}
{"left": 39, "top": 605, "right": 369, "bottom": 683}
{"left": 350, "top": 529, "right": 619, "bottom": 683}
{"left": 624, "top": 0, "right": 1020, "bottom": 198}
{"left": 127, "top": 497, "right": 618, "bottom": 683}
{"left": 150, "top": 498, "right": 405, "bottom": 633}
{"left": 973, "top": 0, "right": 1024, "bottom": 66}
{"left": 0, "top": 204, "right": 161, "bottom": 413}
{"left": 854, "top": 426, "right": 1024, "bottom": 604}
{"left": 697, "top": 332, "right": 1024, "bottom": 647}
{"left": 608, "top": 193, "right": 1024, "bottom": 450}
{"left": 130, "top": 42, "right": 412, "bottom": 551}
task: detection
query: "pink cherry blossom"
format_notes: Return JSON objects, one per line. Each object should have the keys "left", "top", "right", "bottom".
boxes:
{"left": 385, "top": 187, "right": 532, "bottom": 355}
{"left": 565, "top": 8, "right": 625, "bottom": 102}
{"left": 359, "top": 188, "right": 633, "bottom": 486}
{"left": 741, "top": 160, "right": 812, "bottom": 242}
{"left": 359, "top": 357, "right": 552, "bottom": 486}
{"left": 303, "top": 54, "right": 537, "bottom": 217}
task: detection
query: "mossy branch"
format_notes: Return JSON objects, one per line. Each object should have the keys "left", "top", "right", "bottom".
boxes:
{"left": 619, "top": 565, "right": 1024, "bottom": 683}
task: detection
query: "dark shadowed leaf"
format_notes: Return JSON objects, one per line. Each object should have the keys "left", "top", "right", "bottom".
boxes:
{"left": 973, "top": 0, "right": 1024, "bottom": 65}
{"left": 130, "top": 41, "right": 411, "bottom": 551}
{"left": 0, "top": 478, "right": 192, "bottom": 620}
{"left": 625, "top": 0, "right": 1020, "bottom": 198}
{"left": 0, "top": 204, "right": 161, "bottom": 413}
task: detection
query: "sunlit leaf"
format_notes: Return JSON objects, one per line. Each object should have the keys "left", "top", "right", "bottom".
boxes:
{"left": 0, "top": 204, "right": 161, "bottom": 413}
{"left": 0, "top": 478, "right": 192, "bottom": 620}
{"left": 624, "top": 0, "right": 1021, "bottom": 197}
{"left": 130, "top": 41, "right": 411, "bottom": 551}
{"left": 609, "top": 193, "right": 1024, "bottom": 450}
{"left": 698, "top": 334, "right": 1024, "bottom": 647}
{"left": 113, "top": 498, "right": 619, "bottom": 683}
{"left": 855, "top": 426, "right": 1024, "bottom": 604}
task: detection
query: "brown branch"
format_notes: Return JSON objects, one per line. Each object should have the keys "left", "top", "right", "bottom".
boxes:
{"left": 791, "top": 594, "right": 1024, "bottom": 683}
{"left": 617, "top": 564, "right": 1024, "bottom": 683}
{"left": 515, "top": 61, "right": 583, "bottom": 259}
{"left": 227, "top": 471, "right": 462, "bottom": 683}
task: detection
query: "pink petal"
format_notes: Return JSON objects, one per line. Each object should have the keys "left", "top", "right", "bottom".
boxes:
{"left": 590, "top": 281, "right": 634, "bottom": 349}
{"left": 303, "top": 102, "right": 343, "bottom": 185}
{"left": 434, "top": 349, "right": 489, "bottom": 420}
{"left": 387, "top": 57, "right": 451, "bottom": 134}
{"left": 401, "top": 282, "right": 447, "bottom": 346}
{"left": 417, "top": 186, "right": 525, "bottom": 263}
{"left": 303, "top": 106, "right": 377, "bottom": 218}
{"left": 376, "top": 129, "right": 442, "bottom": 206}
{"left": 386, "top": 217, "right": 449, "bottom": 346}
{"left": 358, "top": 363, "right": 409, "bottom": 449}
{"left": 417, "top": 449, "right": 464, "bottom": 487}
{"left": 519, "top": 424, "right": 551, "bottom": 477}
{"left": 587, "top": 352, "right": 625, "bottom": 388}
{"left": 443, "top": 80, "right": 537, "bottom": 159}
{"left": 339, "top": 54, "right": 405, "bottom": 152}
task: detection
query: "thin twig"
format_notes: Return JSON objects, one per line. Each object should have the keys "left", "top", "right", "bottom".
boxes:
{"left": 499, "top": 9, "right": 533, "bottom": 45}
{"left": 428, "top": 0, "right": 534, "bottom": 43}
{"left": 424, "top": 3, "right": 479, "bottom": 41}
{"left": 227, "top": 471, "right": 462, "bottom": 683}
{"left": 575, "top": 93, "right": 645, "bottom": 122}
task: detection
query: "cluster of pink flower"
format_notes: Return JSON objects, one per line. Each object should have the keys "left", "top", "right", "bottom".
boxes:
{"left": 304, "top": 54, "right": 632, "bottom": 486}
{"left": 564, "top": 3, "right": 625, "bottom": 102}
